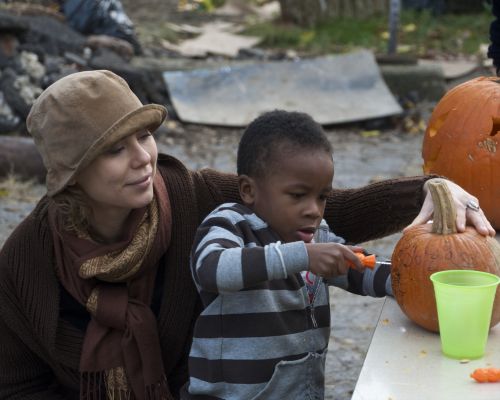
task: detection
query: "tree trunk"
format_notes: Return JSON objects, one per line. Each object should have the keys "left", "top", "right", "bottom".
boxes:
{"left": 387, "top": 0, "right": 401, "bottom": 54}
{"left": 279, "top": 0, "right": 389, "bottom": 27}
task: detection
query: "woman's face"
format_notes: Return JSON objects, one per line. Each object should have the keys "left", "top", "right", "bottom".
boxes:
{"left": 76, "top": 130, "right": 158, "bottom": 220}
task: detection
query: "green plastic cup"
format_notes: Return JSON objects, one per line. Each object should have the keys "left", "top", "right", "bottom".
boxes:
{"left": 430, "top": 269, "right": 500, "bottom": 359}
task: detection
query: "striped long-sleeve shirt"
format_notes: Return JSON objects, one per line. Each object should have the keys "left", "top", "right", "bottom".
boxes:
{"left": 186, "top": 203, "right": 391, "bottom": 399}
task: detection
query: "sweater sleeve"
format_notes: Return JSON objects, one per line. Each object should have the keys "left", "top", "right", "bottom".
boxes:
{"left": 319, "top": 224, "right": 392, "bottom": 297}
{"left": 345, "top": 262, "right": 392, "bottom": 297}
{"left": 323, "top": 175, "right": 437, "bottom": 244}
{"left": 0, "top": 201, "right": 69, "bottom": 399}
{"left": 0, "top": 316, "right": 67, "bottom": 399}
{"left": 191, "top": 205, "right": 308, "bottom": 293}
{"left": 197, "top": 169, "right": 436, "bottom": 245}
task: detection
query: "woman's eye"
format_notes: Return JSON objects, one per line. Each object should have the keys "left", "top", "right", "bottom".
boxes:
{"left": 139, "top": 132, "right": 152, "bottom": 141}
{"left": 105, "top": 146, "right": 124, "bottom": 155}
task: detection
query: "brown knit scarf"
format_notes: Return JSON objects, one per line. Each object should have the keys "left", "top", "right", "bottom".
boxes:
{"left": 48, "top": 174, "right": 173, "bottom": 400}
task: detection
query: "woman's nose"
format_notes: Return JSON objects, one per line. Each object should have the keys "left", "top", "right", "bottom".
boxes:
{"left": 131, "top": 142, "right": 152, "bottom": 168}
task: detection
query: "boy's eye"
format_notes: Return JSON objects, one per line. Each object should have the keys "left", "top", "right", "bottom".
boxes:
{"left": 289, "top": 193, "right": 305, "bottom": 199}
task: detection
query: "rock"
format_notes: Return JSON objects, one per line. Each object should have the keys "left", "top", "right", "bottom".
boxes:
{"left": 0, "top": 135, "right": 45, "bottom": 181}
{"left": 19, "top": 50, "right": 45, "bottom": 80}
{"left": 86, "top": 34, "right": 134, "bottom": 60}
{"left": 19, "top": 13, "right": 86, "bottom": 56}
{"left": 0, "top": 9, "right": 29, "bottom": 34}
{"left": 380, "top": 63, "right": 446, "bottom": 102}
{"left": 0, "top": 68, "right": 32, "bottom": 118}
{"left": 0, "top": 90, "right": 20, "bottom": 132}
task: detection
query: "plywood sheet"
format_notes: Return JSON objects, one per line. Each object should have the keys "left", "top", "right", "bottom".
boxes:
{"left": 163, "top": 50, "right": 403, "bottom": 126}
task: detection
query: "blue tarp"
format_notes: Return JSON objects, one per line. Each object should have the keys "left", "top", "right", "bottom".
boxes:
{"left": 62, "top": 0, "right": 139, "bottom": 50}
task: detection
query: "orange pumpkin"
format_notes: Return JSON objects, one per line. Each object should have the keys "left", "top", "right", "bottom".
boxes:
{"left": 391, "top": 180, "right": 500, "bottom": 332}
{"left": 422, "top": 76, "right": 500, "bottom": 229}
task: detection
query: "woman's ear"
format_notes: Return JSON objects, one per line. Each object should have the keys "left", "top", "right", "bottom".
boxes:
{"left": 238, "top": 175, "right": 255, "bottom": 206}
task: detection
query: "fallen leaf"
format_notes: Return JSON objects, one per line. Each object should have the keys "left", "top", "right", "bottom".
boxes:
{"left": 166, "top": 120, "right": 179, "bottom": 129}
{"left": 397, "top": 44, "right": 413, "bottom": 53}
{"left": 403, "top": 23, "right": 416, "bottom": 33}
{"left": 361, "top": 130, "right": 380, "bottom": 138}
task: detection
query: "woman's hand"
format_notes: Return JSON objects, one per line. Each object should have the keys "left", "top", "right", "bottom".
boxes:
{"left": 404, "top": 178, "right": 495, "bottom": 237}
{"left": 305, "top": 243, "right": 365, "bottom": 279}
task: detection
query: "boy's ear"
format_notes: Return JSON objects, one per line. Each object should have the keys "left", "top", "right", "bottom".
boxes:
{"left": 238, "top": 175, "right": 256, "bottom": 206}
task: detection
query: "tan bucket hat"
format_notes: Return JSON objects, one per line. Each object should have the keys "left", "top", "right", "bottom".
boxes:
{"left": 27, "top": 70, "right": 167, "bottom": 196}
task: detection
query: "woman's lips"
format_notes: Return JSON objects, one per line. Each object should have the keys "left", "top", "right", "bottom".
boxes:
{"left": 127, "top": 174, "right": 151, "bottom": 187}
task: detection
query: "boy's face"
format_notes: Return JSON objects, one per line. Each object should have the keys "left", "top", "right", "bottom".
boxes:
{"left": 239, "top": 148, "right": 334, "bottom": 243}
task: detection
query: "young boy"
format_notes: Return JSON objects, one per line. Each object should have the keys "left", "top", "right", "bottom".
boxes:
{"left": 185, "top": 110, "right": 392, "bottom": 399}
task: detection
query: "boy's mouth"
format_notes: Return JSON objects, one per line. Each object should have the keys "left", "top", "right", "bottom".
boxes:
{"left": 296, "top": 228, "right": 316, "bottom": 243}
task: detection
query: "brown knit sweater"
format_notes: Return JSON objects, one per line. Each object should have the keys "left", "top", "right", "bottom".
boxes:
{"left": 0, "top": 154, "right": 431, "bottom": 399}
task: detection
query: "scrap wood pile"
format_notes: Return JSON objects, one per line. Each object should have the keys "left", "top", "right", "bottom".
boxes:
{"left": 0, "top": 1, "right": 170, "bottom": 134}
{"left": 0, "top": 1, "right": 172, "bottom": 181}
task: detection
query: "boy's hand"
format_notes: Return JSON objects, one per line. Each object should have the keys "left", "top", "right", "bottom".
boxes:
{"left": 305, "top": 243, "right": 365, "bottom": 279}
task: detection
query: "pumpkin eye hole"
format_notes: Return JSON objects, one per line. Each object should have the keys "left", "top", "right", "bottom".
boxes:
{"left": 428, "top": 111, "right": 450, "bottom": 137}
{"left": 491, "top": 117, "right": 500, "bottom": 137}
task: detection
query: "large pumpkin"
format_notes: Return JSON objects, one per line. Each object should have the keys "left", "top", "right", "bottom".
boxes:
{"left": 422, "top": 76, "right": 500, "bottom": 229}
{"left": 391, "top": 179, "right": 500, "bottom": 332}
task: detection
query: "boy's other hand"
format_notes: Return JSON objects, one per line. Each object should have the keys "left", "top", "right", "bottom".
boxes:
{"left": 305, "top": 243, "right": 365, "bottom": 279}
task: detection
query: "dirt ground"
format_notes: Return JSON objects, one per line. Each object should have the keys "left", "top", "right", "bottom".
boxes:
{"left": 0, "top": 2, "right": 440, "bottom": 399}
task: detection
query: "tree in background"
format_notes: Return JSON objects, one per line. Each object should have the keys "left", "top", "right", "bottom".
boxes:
{"left": 278, "top": 0, "right": 389, "bottom": 27}
{"left": 278, "top": 0, "right": 486, "bottom": 28}
{"left": 402, "top": 0, "right": 485, "bottom": 14}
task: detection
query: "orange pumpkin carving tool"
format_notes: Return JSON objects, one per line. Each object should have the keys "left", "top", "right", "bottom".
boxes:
{"left": 347, "top": 252, "right": 390, "bottom": 270}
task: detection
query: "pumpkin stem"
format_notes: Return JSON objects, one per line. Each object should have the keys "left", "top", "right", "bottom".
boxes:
{"left": 428, "top": 179, "right": 457, "bottom": 235}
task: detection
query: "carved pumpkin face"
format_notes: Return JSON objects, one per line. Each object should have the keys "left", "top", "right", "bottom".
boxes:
{"left": 422, "top": 76, "right": 500, "bottom": 229}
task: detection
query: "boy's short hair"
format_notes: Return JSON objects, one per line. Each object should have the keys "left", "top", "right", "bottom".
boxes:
{"left": 237, "top": 109, "right": 332, "bottom": 177}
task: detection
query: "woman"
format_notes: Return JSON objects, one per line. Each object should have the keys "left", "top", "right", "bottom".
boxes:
{"left": 0, "top": 70, "right": 494, "bottom": 400}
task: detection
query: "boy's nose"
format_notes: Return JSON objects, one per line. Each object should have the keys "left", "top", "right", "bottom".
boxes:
{"left": 305, "top": 200, "right": 322, "bottom": 218}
